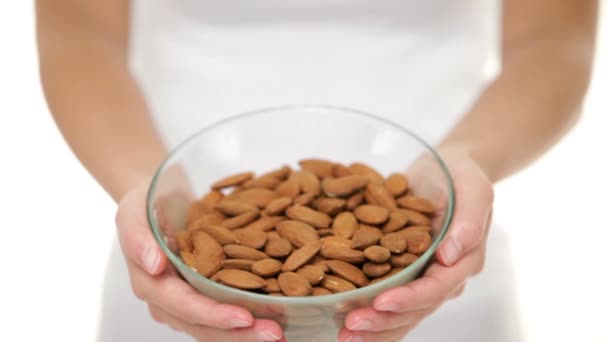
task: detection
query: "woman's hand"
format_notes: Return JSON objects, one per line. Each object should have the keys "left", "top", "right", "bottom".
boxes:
{"left": 339, "top": 149, "right": 494, "bottom": 342}
{"left": 115, "top": 181, "right": 285, "bottom": 342}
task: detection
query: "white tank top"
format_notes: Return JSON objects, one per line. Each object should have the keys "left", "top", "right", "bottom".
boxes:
{"left": 129, "top": 0, "right": 501, "bottom": 150}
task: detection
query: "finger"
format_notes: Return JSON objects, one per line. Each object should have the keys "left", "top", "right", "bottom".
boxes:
{"left": 436, "top": 163, "right": 493, "bottom": 266}
{"left": 338, "top": 324, "right": 413, "bottom": 342}
{"left": 116, "top": 181, "right": 168, "bottom": 275}
{"left": 373, "top": 247, "right": 481, "bottom": 312}
{"left": 148, "top": 305, "right": 283, "bottom": 342}
{"left": 344, "top": 307, "right": 431, "bottom": 332}
{"left": 129, "top": 263, "right": 255, "bottom": 329}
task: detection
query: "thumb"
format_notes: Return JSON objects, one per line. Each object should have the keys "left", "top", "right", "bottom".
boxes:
{"left": 436, "top": 164, "right": 493, "bottom": 266}
{"left": 116, "top": 181, "right": 169, "bottom": 275}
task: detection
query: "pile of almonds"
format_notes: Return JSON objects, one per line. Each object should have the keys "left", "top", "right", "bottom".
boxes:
{"left": 176, "top": 159, "right": 435, "bottom": 297}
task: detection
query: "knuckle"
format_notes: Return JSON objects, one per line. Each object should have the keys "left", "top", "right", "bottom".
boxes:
{"left": 130, "top": 281, "right": 147, "bottom": 301}
{"left": 148, "top": 305, "right": 164, "bottom": 324}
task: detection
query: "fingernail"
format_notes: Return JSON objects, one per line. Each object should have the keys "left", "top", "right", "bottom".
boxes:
{"left": 228, "top": 318, "right": 251, "bottom": 328}
{"left": 348, "top": 319, "right": 371, "bottom": 331}
{"left": 257, "top": 330, "right": 281, "bottom": 341}
{"left": 142, "top": 246, "right": 160, "bottom": 273}
{"left": 441, "top": 236, "right": 462, "bottom": 265}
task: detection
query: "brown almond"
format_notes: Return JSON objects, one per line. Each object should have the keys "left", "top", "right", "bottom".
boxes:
{"left": 354, "top": 205, "right": 389, "bottom": 225}
{"left": 289, "top": 170, "right": 321, "bottom": 196}
{"left": 382, "top": 211, "right": 409, "bottom": 233}
{"left": 264, "top": 238, "right": 293, "bottom": 258}
{"left": 390, "top": 253, "right": 419, "bottom": 267}
{"left": 317, "top": 228, "right": 332, "bottom": 237}
{"left": 332, "top": 163, "right": 352, "bottom": 178}
{"left": 266, "top": 231, "right": 281, "bottom": 240}
{"left": 351, "top": 225, "right": 383, "bottom": 249}
{"left": 222, "top": 259, "right": 255, "bottom": 271}
{"left": 332, "top": 211, "right": 359, "bottom": 239}
{"left": 276, "top": 220, "right": 320, "bottom": 248}
{"left": 362, "top": 262, "right": 392, "bottom": 278}
{"left": 260, "top": 165, "right": 292, "bottom": 181}
{"left": 365, "top": 183, "right": 397, "bottom": 211}
{"left": 223, "top": 244, "right": 268, "bottom": 260}
{"left": 321, "top": 275, "right": 357, "bottom": 293}
{"left": 397, "top": 195, "right": 436, "bottom": 214}
{"left": 235, "top": 229, "right": 268, "bottom": 250}
{"left": 406, "top": 232, "right": 432, "bottom": 254}
{"left": 293, "top": 192, "right": 315, "bottom": 206}
{"left": 262, "top": 278, "right": 281, "bottom": 293}
{"left": 226, "top": 188, "right": 279, "bottom": 208}
{"left": 211, "top": 172, "right": 254, "bottom": 190}
{"left": 385, "top": 173, "right": 409, "bottom": 196}
{"left": 320, "top": 244, "right": 366, "bottom": 263}
{"left": 242, "top": 175, "right": 281, "bottom": 190}
{"left": 179, "top": 250, "right": 198, "bottom": 271}
{"left": 251, "top": 258, "right": 283, "bottom": 277}
{"left": 363, "top": 245, "right": 391, "bottom": 263}
{"left": 312, "top": 197, "right": 346, "bottom": 216}
{"left": 188, "top": 211, "right": 226, "bottom": 230}
{"left": 243, "top": 216, "right": 284, "bottom": 231}
{"left": 215, "top": 200, "right": 258, "bottom": 216}
{"left": 310, "top": 256, "right": 329, "bottom": 272}
{"left": 221, "top": 210, "right": 260, "bottom": 229}
{"left": 312, "top": 287, "right": 333, "bottom": 296}
{"left": 216, "top": 269, "right": 267, "bottom": 290}
{"left": 286, "top": 205, "right": 332, "bottom": 228}
{"left": 321, "top": 175, "right": 369, "bottom": 197}
{"left": 349, "top": 163, "right": 384, "bottom": 184}
{"left": 396, "top": 225, "right": 431, "bottom": 238}
{"left": 322, "top": 235, "right": 353, "bottom": 249}
{"left": 175, "top": 230, "right": 193, "bottom": 252}
{"left": 275, "top": 180, "right": 300, "bottom": 199}
{"left": 398, "top": 209, "right": 431, "bottom": 226}
{"left": 187, "top": 190, "right": 224, "bottom": 225}
{"left": 370, "top": 268, "right": 404, "bottom": 284}
{"left": 326, "top": 260, "right": 369, "bottom": 287}
{"left": 264, "top": 197, "right": 293, "bottom": 216}
{"left": 191, "top": 231, "right": 224, "bottom": 277}
{"left": 296, "top": 265, "right": 326, "bottom": 286}
{"left": 346, "top": 191, "right": 365, "bottom": 210}
{"left": 299, "top": 159, "right": 335, "bottom": 178}
{"left": 380, "top": 232, "right": 408, "bottom": 253}
{"left": 278, "top": 272, "right": 312, "bottom": 296}
{"left": 282, "top": 241, "right": 323, "bottom": 272}
{"left": 196, "top": 225, "right": 239, "bottom": 245}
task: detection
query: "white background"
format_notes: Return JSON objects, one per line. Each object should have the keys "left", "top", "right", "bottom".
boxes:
{"left": 0, "top": 2, "right": 607, "bottom": 341}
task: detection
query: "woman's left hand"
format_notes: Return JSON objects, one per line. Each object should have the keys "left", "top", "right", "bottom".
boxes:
{"left": 339, "top": 150, "right": 494, "bottom": 342}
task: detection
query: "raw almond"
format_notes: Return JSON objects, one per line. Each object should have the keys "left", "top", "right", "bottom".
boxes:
{"left": 293, "top": 192, "right": 315, "bottom": 206}
{"left": 275, "top": 180, "right": 300, "bottom": 199}
{"left": 243, "top": 216, "right": 284, "bottom": 231}
{"left": 332, "top": 211, "right": 359, "bottom": 239}
{"left": 191, "top": 231, "right": 224, "bottom": 277}
{"left": 196, "top": 225, "right": 239, "bottom": 245}
{"left": 332, "top": 163, "right": 352, "bottom": 178}
{"left": 222, "top": 259, "right": 255, "bottom": 271}
{"left": 396, "top": 226, "right": 431, "bottom": 238}
{"left": 390, "top": 253, "right": 419, "bottom": 267}
{"left": 362, "top": 262, "right": 391, "bottom": 278}
{"left": 310, "top": 256, "right": 329, "bottom": 272}
{"left": 264, "top": 197, "right": 293, "bottom": 216}
{"left": 260, "top": 165, "right": 291, "bottom": 181}
{"left": 266, "top": 231, "right": 281, "bottom": 240}
{"left": 187, "top": 190, "right": 224, "bottom": 225}
{"left": 321, "top": 274, "right": 357, "bottom": 293}
{"left": 317, "top": 228, "right": 332, "bottom": 237}
{"left": 312, "top": 197, "right": 346, "bottom": 216}
{"left": 326, "top": 260, "right": 369, "bottom": 287}
{"left": 320, "top": 244, "right": 366, "bottom": 263}
{"left": 397, "top": 195, "right": 436, "bottom": 214}
{"left": 398, "top": 209, "right": 431, "bottom": 226}
{"left": 215, "top": 200, "right": 258, "bottom": 216}
{"left": 235, "top": 229, "right": 268, "bottom": 250}
{"left": 296, "top": 265, "right": 325, "bottom": 286}
{"left": 211, "top": 172, "right": 254, "bottom": 190}
{"left": 354, "top": 205, "right": 389, "bottom": 225}
{"left": 278, "top": 272, "right": 312, "bottom": 296}
{"left": 322, "top": 236, "right": 353, "bottom": 249}
{"left": 382, "top": 211, "right": 409, "bottom": 233}
{"left": 321, "top": 175, "right": 369, "bottom": 197}
{"left": 384, "top": 173, "right": 409, "bottom": 196}
{"left": 242, "top": 175, "right": 281, "bottom": 190}
{"left": 351, "top": 225, "right": 383, "bottom": 249}
{"left": 251, "top": 258, "right": 283, "bottom": 277}
{"left": 221, "top": 210, "right": 260, "bottom": 229}
{"left": 349, "top": 163, "right": 383, "bottom": 184}
{"left": 346, "top": 191, "right": 364, "bottom": 210}
{"left": 227, "top": 188, "right": 279, "bottom": 208}
{"left": 216, "top": 269, "right": 267, "bottom": 290}
{"left": 406, "top": 232, "right": 432, "bottom": 254}
{"left": 299, "top": 159, "right": 335, "bottom": 178}
{"left": 365, "top": 183, "right": 397, "bottom": 211}
{"left": 180, "top": 250, "right": 198, "bottom": 271}
{"left": 188, "top": 211, "right": 226, "bottom": 230}
{"left": 286, "top": 205, "right": 332, "bottom": 228}
{"left": 312, "top": 287, "right": 333, "bottom": 296}
{"left": 175, "top": 230, "right": 193, "bottom": 252}
{"left": 282, "top": 241, "right": 323, "bottom": 272}
{"left": 380, "top": 232, "right": 408, "bottom": 253}
{"left": 363, "top": 245, "right": 391, "bottom": 263}
{"left": 223, "top": 244, "right": 268, "bottom": 260}
{"left": 276, "top": 220, "right": 320, "bottom": 248}
{"left": 289, "top": 170, "right": 321, "bottom": 196}
{"left": 264, "top": 238, "right": 293, "bottom": 258}
{"left": 262, "top": 278, "right": 281, "bottom": 293}
{"left": 370, "top": 267, "right": 404, "bottom": 284}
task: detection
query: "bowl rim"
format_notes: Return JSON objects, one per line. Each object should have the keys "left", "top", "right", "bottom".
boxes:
{"left": 146, "top": 104, "right": 455, "bottom": 304}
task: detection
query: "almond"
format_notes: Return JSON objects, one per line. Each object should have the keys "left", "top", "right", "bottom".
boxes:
{"left": 380, "top": 232, "right": 408, "bottom": 253}
{"left": 296, "top": 265, "right": 325, "bottom": 286}
{"left": 398, "top": 209, "right": 431, "bottom": 226}
{"left": 321, "top": 175, "right": 369, "bottom": 197}
{"left": 226, "top": 188, "right": 279, "bottom": 208}
{"left": 196, "top": 225, "right": 239, "bottom": 245}
{"left": 365, "top": 183, "right": 397, "bottom": 211}
{"left": 215, "top": 200, "right": 258, "bottom": 216}
{"left": 251, "top": 258, "right": 283, "bottom": 277}
{"left": 235, "top": 229, "right": 268, "bottom": 250}
{"left": 191, "top": 231, "right": 224, "bottom": 277}
{"left": 188, "top": 211, "right": 226, "bottom": 230}
{"left": 353, "top": 205, "right": 389, "bottom": 225}
{"left": 384, "top": 173, "right": 409, "bottom": 196}
{"left": 293, "top": 192, "right": 315, "bottom": 206}
{"left": 310, "top": 256, "right": 329, "bottom": 272}
{"left": 317, "top": 228, "right": 332, "bottom": 237}
{"left": 346, "top": 191, "right": 365, "bottom": 210}
{"left": 276, "top": 220, "right": 320, "bottom": 248}
{"left": 187, "top": 190, "right": 224, "bottom": 225}
{"left": 266, "top": 231, "right": 281, "bottom": 240}
{"left": 362, "top": 262, "right": 391, "bottom": 278}
{"left": 332, "top": 211, "right": 359, "bottom": 239}
{"left": 243, "top": 216, "right": 284, "bottom": 231}
{"left": 222, "top": 259, "right": 255, "bottom": 271}
{"left": 406, "top": 232, "right": 432, "bottom": 255}
{"left": 216, "top": 269, "right": 267, "bottom": 290}
{"left": 370, "top": 268, "right": 404, "bottom": 284}
{"left": 221, "top": 210, "right": 260, "bottom": 229}
{"left": 179, "top": 250, "right": 198, "bottom": 271}
{"left": 264, "top": 197, "right": 293, "bottom": 216}
{"left": 390, "top": 253, "right": 419, "bottom": 267}
{"left": 312, "top": 197, "right": 346, "bottom": 216}
{"left": 286, "top": 205, "right": 332, "bottom": 228}
{"left": 397, "top": 195, "right": 436, "bottom": 214}
{"left": 351, "top": 225, "right": 383, "bottom": 249}
{"left": 312, "top": 287, "right": 333, "bottom": 296}
{"left": 321, "top": 274, "right": 357, "bottom": 293}
{"left": 326, "top": 260, "right": 369, "bottom": 287}
{"left": 320, "top": 244, "right": 366, "bottom": 263}
{"left": 396, "top": 225, "right": 431, "bottom": 238}
{"left": 363, "top": 245, "right": 391, "bottom": 263}
{"left": 211, "top": 172, "right": 254, "bottom": 190}
{"left": 299, "top": 159, "right": 335, "bottom": 178}
{"left": 275, "top": 180, "right": 300, "bottom": 199}
{"left": 282, "top": 241, "right": 323, "bottom": 272}
{"left": 332, "top": 163, "right": 352, "bottom": 178}
{"left": 223, "top": 244, "right": 268, "bottom": 260}
{"left": 175, "top": 230, "right": 193, "bottom": 252}
{"left": 289, "top": 170, "right": 321, "bottom": 196}
{"left": 260, "top": 165, "right": 292, "bottom": 181}
{"left": 278, "top": 272, "right": 312, "bottom": 296}
{"left": 321, "top": 235, "right": 353, "bottom": 249}
{"left": 264, "top": 238, "right": 293, "bottom": 258}
{"left": 349, "top": 163, "right": 383, "bottom": 184}
{"left": 382, "top": 211, "right": 409, "bottom": 233}
{"left": 262, "top": 278, "right": 281, "bottom": 293}
{"left": 241, "top": 175, "right": 281, "bottom": 190}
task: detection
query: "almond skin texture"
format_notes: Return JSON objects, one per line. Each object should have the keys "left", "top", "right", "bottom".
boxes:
{"left": 264, "top": 238, "right": 293, "bottom": 258}
{"left": 235, "top": 229, "right": 268, "bottom": 250}
{"left": 221, "top": 210, "right": 260, "bottom": 229}
{"left": 243, "top": 216, "right": 284, "bottom": 231}
{"left": 188, "top": 211, "right": 226, "bottom": 230}
{"left": 264, "top": 197, "right": 293, "bottom": 216}
{"left": 382, "top": 211, "right": 409, "bottom": 233}
{"left": 226, "top": 188, "right": 279, "bottom": 208}
{"left": 175, "top": 230, "right": 193, "bottom": 252}
{"left": 222, "top": 259, "right": 255, "bottom": 271}
{"left": 260, "top": 165, "right": 292, "bottom": 181}
{"left": 332, "top": 163, "right": 353, "bottom": 178}
{"left": 384, "top": 173, "right": 409, "bottom": 196}
{"left": 390, "top": 253, "right": 419, "bottom": 267}
{"left": 354, "top": 205, "right": 389, "bottom": 225}
{"left": 191, "top": 231, "right": 225, "bottom": 277}
{"left": 299, "top": 159, "right": 335, "bottom": 178}
{"left": 312, "top": 198, "right": 347, "bottom": 216}
{"left": 332, "top": 211, "right": 359, "bottom": 239}
{"left": 322, "top": 236, "right": 353, "bottom": 249}
{"left": 397, "top": 195, "right": 436, "bottom": 214}
{"left": 242, "top": 175, "right": 281, "bottom": 190}
{"left": 223, "top": 244, "right": 268, "bottom": 260}
{"left": 380, "top": 232, "right": 408, "bottom": 254}
{"left": 312, "top": 287, "right": 333, "bottom": 296}
{"left": 320, "top": 244, "right": 366, "bottom": 263}
{"left": 282, "top": 241, "right": 323, "bottom": 272}
{"left": 293, "top": 192, "right": 316, "bottom": 206}
{"left": 349, "top": 163, "right": 384, "bottom": 184}
{"left": 365, "top": 183, "right": 397, "bottom": 211}
{"left": 362, "top": 262, "right": 392, "bottom": 278}
{"left": 278, "top": 272, "right": 313, "bottom": 296}
{"left": 211, "top": 172, "right": 254, "bottom": 190}
{"left": 196, "top": 225, "right": 239, "bottom": 245}
{"left": 321, "top": 275, "right": 357, "bottom": 293}
{"left": 346, "top": 191, "right": 365, "bottom": 210}
{"left": 276, "top": 220, "right": 320, "bottom": 248}
{"left": 251, "top": 258, "right": 283, "bottom": 277}
{"left": 215, "top": 200, "right": 258, "bottom": 216}
{"left": 289, "top": 170, "right": 321, "bottom": 196}
{"left": 285, "top": 205, "right": 332, "bottom": 228}
{"left": 406, "top": 232, "right": 432, "bottom": 254}
{"left": 326, "top": 260, "right": 370, "bottom": 287}
{"left": 262, "top": 278, "right": 281, "bottom": 293}
{"left": 398, "top": 209, "right": 432, "bottom": 226}
{"left": 321, "top": 175, "right": 369, "bottom": 197}
{"left": 275, "top": 180, "right": 301, "bottom": 199}
{"left": 216, "top": 269, "right": 267, "bottom": 290}
{"left": 296, "top": 265, "right": 326, "bottom": 286}
{"left": 363, "top": 245, "right": 391, "bottom": 263}
{"left": 351, "top": 225, "right": 383, "bottom": 249}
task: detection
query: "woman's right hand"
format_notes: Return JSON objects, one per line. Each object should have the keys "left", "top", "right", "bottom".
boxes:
{"left": 116, "top": 181, "right": 284, "bottom": 342}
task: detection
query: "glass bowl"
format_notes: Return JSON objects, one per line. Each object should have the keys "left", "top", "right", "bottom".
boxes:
{"left": 147, "top": 105, "right": 455, "bottom": 341}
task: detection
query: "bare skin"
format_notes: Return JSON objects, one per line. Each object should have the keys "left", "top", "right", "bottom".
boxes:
{"left": 36, "top": 0, "right": 596, "bottom": 341}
